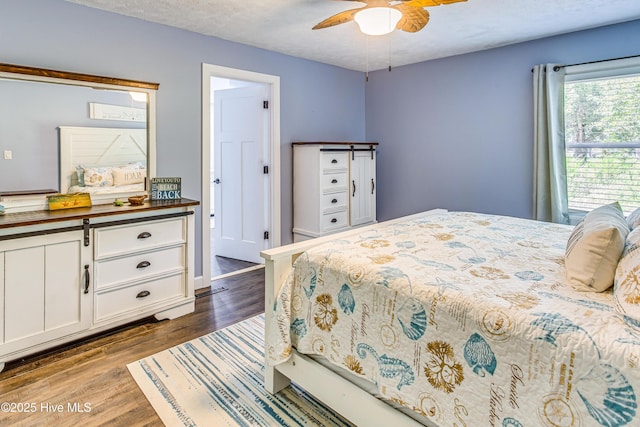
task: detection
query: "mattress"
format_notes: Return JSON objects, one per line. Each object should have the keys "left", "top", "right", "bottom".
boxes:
{"left": 267, "top": 211, "right": 640, "bottom": 427}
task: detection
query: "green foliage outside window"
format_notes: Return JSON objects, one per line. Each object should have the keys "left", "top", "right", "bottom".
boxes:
{"left": 564, "top": 75, "right": 640, "bottom": 214}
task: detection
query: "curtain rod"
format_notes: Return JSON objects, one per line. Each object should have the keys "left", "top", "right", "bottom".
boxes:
{"left": 554, "top": 54, "right": 640, "bottom": 71}
{"left": 531, "top": 54, "right": 640, "bottom": 73}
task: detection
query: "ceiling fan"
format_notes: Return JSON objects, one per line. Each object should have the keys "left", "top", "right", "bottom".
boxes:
{"left": 313, "top": 0, "right": 467, "bottom": 35}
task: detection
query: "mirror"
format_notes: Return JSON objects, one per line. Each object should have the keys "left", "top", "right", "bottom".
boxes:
{"left": 0, "top": 63, "right": 157, "bottom": 211}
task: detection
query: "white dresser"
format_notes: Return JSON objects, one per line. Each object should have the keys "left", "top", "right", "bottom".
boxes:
{"left": 292, "top": 142, "right": 377, "bottom": 242}
{"left": 0, "top": 199, "right": 198, "bottom": 371}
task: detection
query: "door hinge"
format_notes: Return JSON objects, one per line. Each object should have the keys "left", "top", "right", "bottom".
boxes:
{"left": 263, "top": 165, "right": 269, "bottom": 174}
{"left": 263, "top": 100, "right": 269, "bottom": 109}
{"left": 83, "top": 218, "right": 90, "bottom": 247}
{"left": 264, "top": 231, "right": 269, "bottom": 240}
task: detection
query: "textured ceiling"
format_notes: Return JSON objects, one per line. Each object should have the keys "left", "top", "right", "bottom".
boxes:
{"left": 65, "top": 0, "right": 640, "bottom": 72}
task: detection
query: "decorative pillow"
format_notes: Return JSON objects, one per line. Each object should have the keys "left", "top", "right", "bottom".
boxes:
{"left": 565, "top": 202, "right": 629, "bottom": 292}
{"left": 627, "top": 207, "right": 640, "bottom": 230}
{"left": 112, "top": 166, "right": 146, "bottom": 186}
{"left": 75, "top": 165, "right": 87, "bottom": 186}
{"left": 83, "top": 166, "right": 114, "bottom": 187}
{"left": 76, "top": 162, "right": 143, "bottom": 187}
{"left": 614, "top": 227, "right": 640, "bottom": 320}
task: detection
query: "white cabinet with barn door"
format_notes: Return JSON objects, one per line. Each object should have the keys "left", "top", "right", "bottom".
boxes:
{"left": 0, "top": 199, "right": 198, "bottom": 372}
{"left": 0, "top": 230, "right": 91, "bottom": 363}
{"left": 292, "top": 142, "right": 377, "bottom": 242}
{"left": 350, "top": 149, "right": 377, "bottom": 227}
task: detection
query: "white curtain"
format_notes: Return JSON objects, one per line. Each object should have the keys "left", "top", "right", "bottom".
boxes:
{"left": 532, "top": 64, "right": 570, "bottom": 224}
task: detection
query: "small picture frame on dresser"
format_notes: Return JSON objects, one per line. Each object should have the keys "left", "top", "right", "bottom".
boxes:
{"left": 151, "top": 177, "right": 182, "bottom": 200}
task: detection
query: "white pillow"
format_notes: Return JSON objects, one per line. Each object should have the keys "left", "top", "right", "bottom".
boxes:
{"left": 76, "top": 162, "right": 144, "bottom": 187}
{"left": 112, "top": 166, "right": 146, "bottom": 186}
{"left": 614, "top": 227, "right": 640, "bottom": 320}
{"left": 627, "top": 207, "right": 640, "bottom": 230}
{"left": 83, "top": 166, "right": 114, "bottom": 187}
{"left": 565, "top": 202, "right": 629, "bottom": 292}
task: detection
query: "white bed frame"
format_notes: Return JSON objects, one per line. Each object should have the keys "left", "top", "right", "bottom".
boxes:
{"left": 59, "top": 126, "right": 151, "bottom": 203}
{"left": 261, "top": 210, "right": 446, "bottom": 427}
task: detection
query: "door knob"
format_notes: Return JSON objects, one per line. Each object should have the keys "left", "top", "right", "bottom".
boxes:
{"left": 213, "top": 178, "right": 221, "bottom": 184}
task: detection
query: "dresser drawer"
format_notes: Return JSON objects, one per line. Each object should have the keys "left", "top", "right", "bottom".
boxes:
{"left": 94, "top": 273, "right": 185, "bottom": 322}
{"left": 321, "top": 152, "right": 348, "bottom": 171}
{"left": 95, "top": 245, "right": 185, "bottom": 290}
{"left": 321, "top": 210, "right": 348, "bottom": 231}
{"left": 321, "top": 172, "right": 348, "bottom": 191}
{"left": 321, "top": 191, "right": 348, "bottom": 212}
{"left": 94, "top": 217, "right": 186, "bottom": 259}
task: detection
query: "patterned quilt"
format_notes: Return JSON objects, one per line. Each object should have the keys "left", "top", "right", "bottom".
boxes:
{"left": 266, "top": 211, "right": 640, "bottom": 427}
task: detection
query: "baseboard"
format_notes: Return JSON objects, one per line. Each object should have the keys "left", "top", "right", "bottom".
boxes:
{"left": 211, "top": 264, "right": 264, "bottom": 282}
{"left": 194, "top": 275, "right": 205, "bottom": 290}
{"left": 195, "top": 264, "right": 265, "bottom": 290}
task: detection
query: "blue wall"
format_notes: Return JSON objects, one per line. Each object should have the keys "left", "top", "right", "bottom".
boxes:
{"left": 366, "top": 19, "right": 640, "bottom": 221}
{"left": 0, "top": 0, "right": 366, "bottom": 276}
{"left": 2, "top": 0, "right": 640, "bottom": 277}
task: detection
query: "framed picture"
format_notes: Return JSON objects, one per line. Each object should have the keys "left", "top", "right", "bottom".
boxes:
{"left": 151, "top": 177, "right": 181, "bottom": 200}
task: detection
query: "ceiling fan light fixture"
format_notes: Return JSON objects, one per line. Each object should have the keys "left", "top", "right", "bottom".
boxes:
{"left": 354, "top": 7, "right": 402, "bottom": 36}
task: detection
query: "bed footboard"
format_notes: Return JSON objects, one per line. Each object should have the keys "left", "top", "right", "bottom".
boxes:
{"left": 261, "top": 209, "right": 446, "bottom": 427}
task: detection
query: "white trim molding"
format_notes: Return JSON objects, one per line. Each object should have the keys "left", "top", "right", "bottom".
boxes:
{"left": 200, "top": 63, "right": 281, "bottom": 288}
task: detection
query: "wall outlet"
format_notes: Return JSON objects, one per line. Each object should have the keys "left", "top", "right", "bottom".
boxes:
{"left": 3, "top": 150, "right": 12, "bottom": 160}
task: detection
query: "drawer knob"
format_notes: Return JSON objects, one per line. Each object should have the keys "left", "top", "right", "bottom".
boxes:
{"left": 331, "top": 218, "right": 337, "bottom": 223}
{"left": 137, "top": 231, "right": 152, "bottom": 239}
{"left": 136, "top": 290, "right": 151, "bottom": 299}
{"left": 137, "top": 261, "right": 151, "bottom": 269}
{"left": 331, "top": 198, "right": 338, "bottom": 204}
{"left": 331, "top": 179, "right": 338, "bottom": 184}
{"left": 331, "top": 159, "right": 338, "bottom": 164}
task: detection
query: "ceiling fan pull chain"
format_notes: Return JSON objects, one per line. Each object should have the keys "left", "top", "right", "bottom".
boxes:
{"left": 366, "top": 35, "right": 370, "bottom": 82}
{"left": 388, "top": 33, "right": 392, "bottom": 72}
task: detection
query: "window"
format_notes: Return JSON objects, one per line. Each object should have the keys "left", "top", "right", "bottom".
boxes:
{"left": 563, "top": 59, "right": 640, "bottom": 216}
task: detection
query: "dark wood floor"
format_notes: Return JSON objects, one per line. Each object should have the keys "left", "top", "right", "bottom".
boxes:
{"left": 211, "top": 255, "right": 257, "bottom": 277}
{"left": 0, "top": 268, "right": 265, "bottom": 427}
{"left": 209, "top": 226, "right": 258, "bottom": 277}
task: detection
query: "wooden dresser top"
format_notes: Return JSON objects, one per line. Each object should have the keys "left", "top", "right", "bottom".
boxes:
{"left": 0, "top": 198, "right": 199, "bottom": 229}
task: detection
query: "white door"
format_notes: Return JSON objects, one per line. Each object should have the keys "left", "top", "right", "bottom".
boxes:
{"left": 213, "top": 85, "right": 266, "bottom": 263}
{"left": 350, "top": 150, "right": 376, "bottom": 227}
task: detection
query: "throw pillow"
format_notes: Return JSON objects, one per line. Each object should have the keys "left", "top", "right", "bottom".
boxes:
{"left": 83, "top": 166, "right": 114, "bottom": 187}
{"left": 627, "top": 207, "right": 640, "bottom": 230}
{"left": 112, "top": 166, "right": 146, "bottom": 186}
{"left": 614, "top": 227, "right": 640, "bottom": 320}
{"left": 565, "top": 202, "right": 629, "bottom": 292}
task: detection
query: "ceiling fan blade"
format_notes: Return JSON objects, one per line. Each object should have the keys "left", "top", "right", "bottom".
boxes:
{"left": 394, "top": 4, "right": 430, "bottom": 33}
{"left": 404, "top": 0, "right": 467, "bottom": 6}
{"left": 313, "top": 7, "right": 364, "bottom": 30}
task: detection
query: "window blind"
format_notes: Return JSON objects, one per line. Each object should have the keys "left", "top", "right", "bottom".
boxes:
{"left": 564, "top": 73, "right": 640, "bottom": 215}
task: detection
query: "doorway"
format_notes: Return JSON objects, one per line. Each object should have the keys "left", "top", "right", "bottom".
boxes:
{"left": 201, "top": 64, "right": 281, "bottom": 287}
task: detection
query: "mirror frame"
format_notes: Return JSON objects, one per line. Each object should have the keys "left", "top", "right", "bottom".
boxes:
{"left": 0, "top": 62, "right": 158, "bottom": 200}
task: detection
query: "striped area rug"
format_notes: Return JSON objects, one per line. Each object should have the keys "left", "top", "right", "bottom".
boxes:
{"left": 127, "top": 315, "right": 353, "bottom": 426}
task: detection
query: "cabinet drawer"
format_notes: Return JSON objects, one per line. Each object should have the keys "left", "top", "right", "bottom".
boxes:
{"left": 321, "top": 152, "right": 348, "bottom": 171}
{"left": 94, "top": 273, "right": 185, "bottom": 322}
{"left": 95, "top": 245, "right": 185, "bottom": 289}
{"left": 321, "top": 172, "right": 348, "bottom": 191}
{"left": 321, "top": 210, "right": 348, "bottom": 231}
{"left": 94, "top": 218, "right": 185, "bottom": 259}
{"left": 321, "top": 191, "right": 348, "bottom": 212}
